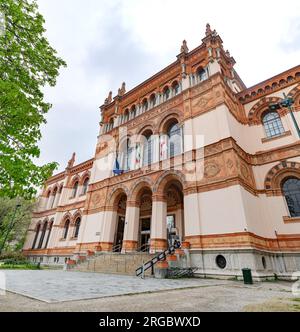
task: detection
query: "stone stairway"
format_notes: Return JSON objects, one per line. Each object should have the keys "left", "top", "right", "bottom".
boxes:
{"left": 69, "top": 252, "right": 155, "bottom": 276}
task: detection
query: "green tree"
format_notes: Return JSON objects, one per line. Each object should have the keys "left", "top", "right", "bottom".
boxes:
{"left": 0, "top": 0, "right": 66, "bottom": 199}
{"left": 0, "top": 197, "right": 33, "bottom": 253}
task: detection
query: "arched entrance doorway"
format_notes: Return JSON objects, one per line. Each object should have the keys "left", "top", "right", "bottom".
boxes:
{"left": 165, "top": 181, "right": 184, "bottom": 245}
{"left": 138, "top": 188, "right": 152, "bottom": 252}
{"left": 113, "top": 193, "right": 127, "bottom": 252}
{"left": 152, "top": 174, "right": 185, "bottom": 253}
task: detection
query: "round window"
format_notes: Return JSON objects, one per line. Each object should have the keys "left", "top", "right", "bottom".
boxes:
{"left": 216, "top": 255, "right": 227, "bottom": 269}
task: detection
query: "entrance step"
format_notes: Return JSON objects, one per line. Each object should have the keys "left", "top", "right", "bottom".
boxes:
{"left": 69, "top": 253, "right": 155, "bottom": 276}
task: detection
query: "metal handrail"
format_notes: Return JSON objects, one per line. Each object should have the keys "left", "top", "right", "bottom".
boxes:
{"left": 135, "top": 241, "right": 181, "bottom": 277}
{"left": 112, "top": 244, "right": 122, "bottom": 253}
{"left": 137, "top": 243, "right": 150, "bottom": 253}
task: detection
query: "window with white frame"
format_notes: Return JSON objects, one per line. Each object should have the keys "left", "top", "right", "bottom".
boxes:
{"left": 282, "top": 177, "right": 300, "bottom": 217}
{"left": 74, "top": 217, "right": 81, "bottom": 238}
{"left": 167, "top": 122, "right": 182, "bottom": 158}
{"left": 63, "top": 220, "right": 70, "bottom": 239}
{"left": 262, "top": 111, "right": 284, "bottom": 138}
{"left": 142, "top": 133, "right": 153, "bottom": 166}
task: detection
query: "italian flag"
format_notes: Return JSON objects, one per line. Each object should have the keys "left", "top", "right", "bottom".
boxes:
{"left": 135, "top": 144, "right": 141, "bottom": 168}
{"left": 160, "top": 135, "right": 168, "bottom": 160}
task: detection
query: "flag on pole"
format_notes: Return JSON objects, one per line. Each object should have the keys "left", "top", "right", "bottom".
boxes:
{"left": 135, "top": 144, "right": 141, "bottom": 168}
{"left": 160, "top": 135, "right": 168, "bottom": 160}
{"left": 113, "top": 157, "right": 123, "bottom": 176}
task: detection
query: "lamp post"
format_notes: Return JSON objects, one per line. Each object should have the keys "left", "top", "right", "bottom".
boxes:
{"left": 0, "top": 203, "right": 21, "bottom": 255}
{"left": 269, "top": 94, "right": 300, "bottom": 138}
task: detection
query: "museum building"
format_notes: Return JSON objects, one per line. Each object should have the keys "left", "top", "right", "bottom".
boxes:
{"left": 23, "top": 25, "right": 300, "bottom": 279}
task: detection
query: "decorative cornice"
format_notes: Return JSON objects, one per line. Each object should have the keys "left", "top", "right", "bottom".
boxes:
{"left": 45, "top": 172, "right": 66, "bottom": 186}
{"left": 100, "top": 43, "right": 209, "bottom": 114}
{"left": 56, "top": 201, "right": 86, "bottom": 213}
{"left": 45, "top": 158, "right": 94, "bottom": 186}
{"left": 237, "top": 65, "right": 300, "bottom": 104}
{"left": 32, "top": 209, "right": 56, "bottom": 219}
{"left": 69, "top": 158, "right": 94, "bottom": 175}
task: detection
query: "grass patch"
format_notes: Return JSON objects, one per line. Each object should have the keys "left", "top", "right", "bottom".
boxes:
{"left": 0, "top": 264, "right": 41, "bottom": 270}
{"left": 0, "top": 259, "right": 41, "bottom": 270}
{"left": 292, "top": 298, "right": 300, "bottom": 302}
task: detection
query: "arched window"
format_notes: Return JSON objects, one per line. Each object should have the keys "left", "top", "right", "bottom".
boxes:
{"left": 163, "top": 86, "right": 170, "bottom": 101}
{"left": 38, "top": 222, "right": 47, "bottom": 249}
{"left": 142, "top": 99, "right": 148, "bottom": 112}
{"left": 142, "top": 132, "right": 153, "bottom": 166}
{"left": 46, "top": 190, "right": 51, "bottom": 209}
{"left": 172, "top": 81, "right": 180, "bottom": 96}
{"left": 72, "top": 181, "right": 79, "bottom": 198}
{"left": 167, "top": 122, "right": 182, "bottom": 157}
{"left": 44, "top": 221, "right": 53, "bottom": 249}
{"left": 108, "top": 118, "right": 114, "bottom": 131}
{"left": 131, "top": 105, "right": 136, "bottom": 118}
{"left": 82, "top": 177, "right": 89, "bottom": 195}
{"left": 282, "top": 178, "right": 300, "bottom": 217}
{"left": 123, "top": 109, "right": 129, "bottom": 123}
{"left": 74, "top": 217, "right": 81, "bottom": 238}
{"left": 51, "top": 187, "right": 57, "bottom": 209}
{"left": 262, "top": 111, "right": 284, "bottom": 138}
{"left": 197, "top": 67, "right": 207, "bottom": 82}
{"left": 150, "top": 94, "right": 156, "bottom": 108}
{"left": 32, "top": 223, "right": 41, "bottom": 249}
{"left": 63, "top": 220, "right": 70, "bottom": 239}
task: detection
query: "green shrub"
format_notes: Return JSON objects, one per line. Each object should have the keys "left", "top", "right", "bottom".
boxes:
{"left": 0, "top": 252, "right": 36, "bottom": 269}
{"left": 0, "top": 252, "right": 27, "bottom": 262}
{"left": 3, "top": 259, "right": 29, "bottom": 265}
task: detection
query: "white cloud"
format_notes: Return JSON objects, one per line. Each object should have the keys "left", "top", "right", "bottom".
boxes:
{"left": 36, "top": 0, "right": 300, "bottom": 172}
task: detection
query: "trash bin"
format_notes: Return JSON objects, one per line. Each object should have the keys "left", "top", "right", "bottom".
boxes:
{"left": 154, "top": 261, "right": 169, "bottom": 279}
{"left": 242, "top": 268, "right": 253, "bottom": 285}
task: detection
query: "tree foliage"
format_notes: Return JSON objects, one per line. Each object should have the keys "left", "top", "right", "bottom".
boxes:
{"left": 0, "top": 0, "right": 66, "bottom": 199}
{"left": 0, "top": 197, "right": 34, "bottom": 252}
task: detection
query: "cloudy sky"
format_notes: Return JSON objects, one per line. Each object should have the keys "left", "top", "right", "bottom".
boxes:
{"left": 36, "top": 0, "right": 300, "bottom": 172}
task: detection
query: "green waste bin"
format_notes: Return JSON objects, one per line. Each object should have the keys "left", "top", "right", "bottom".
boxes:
{"left": 242, "top": 268, "right": 253, "bottom": 285}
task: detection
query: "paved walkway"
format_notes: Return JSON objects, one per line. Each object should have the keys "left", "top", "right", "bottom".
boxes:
{"left": 1, "top": 270, "right": 230, "bottom": 303}
{"left": 0, "top": 270, "right": 298, "bottom": 311}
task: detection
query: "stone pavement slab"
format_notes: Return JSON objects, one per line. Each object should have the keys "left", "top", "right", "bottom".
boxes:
{"left": 1, "top": 270, "right": 231, "bottom": 303}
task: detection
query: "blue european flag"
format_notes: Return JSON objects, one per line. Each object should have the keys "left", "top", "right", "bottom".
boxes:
{"left": 113, "top": 158, "right": 123, "bottom": 176}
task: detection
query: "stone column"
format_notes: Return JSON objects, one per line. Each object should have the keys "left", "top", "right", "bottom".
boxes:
{"left": 122, "top": 203, "right": 140, "bottom": 253}
{"left": 46, "top": 223, "right": 57, "bottom": 249}
{"left": 46, "top": 196, "right": 53, "bottom": 210}
{"left": 55, "top": 192, "right": 63, "bottom": 208}
{"left": 100, "top": 210, "right": 118, "bottom": 252}
{"left": 35, "top": 229, "right": 43, "bottom": 249}
{"left": 175, "top": 208, "right": 184, "bottom": 241}
{"left": 157, "top": 94, "right": 161, "bottom": 105}
{"left": 99, "top": 123, "right": 104, "bottom": 135}
{"left": 152, "top": 134, "right": 160, "bottom": 165}
{"left": 52, "top": 194, "right": 57, "bottom": 209}
{"left": 150, "top": 196, "right": 167, "bottom": 253}
{"left": 41, "top": 228, "right": 50, "bottom": 249}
